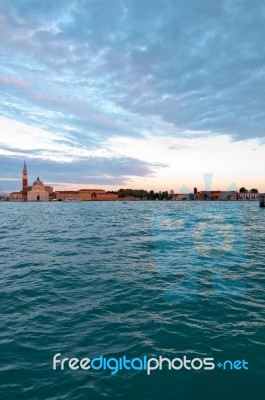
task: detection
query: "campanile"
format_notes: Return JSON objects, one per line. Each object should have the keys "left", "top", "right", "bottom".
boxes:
{"left": 22, "top": 161, "right": 28, "bottom": 201}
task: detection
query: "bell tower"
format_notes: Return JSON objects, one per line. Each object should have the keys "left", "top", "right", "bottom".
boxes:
{"left": 22, "top": 161, "right": 28, "bottom": 201}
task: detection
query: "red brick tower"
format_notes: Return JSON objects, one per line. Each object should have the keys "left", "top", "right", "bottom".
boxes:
{"left": 22, "top": 161, "right": 28, "bottom": 201}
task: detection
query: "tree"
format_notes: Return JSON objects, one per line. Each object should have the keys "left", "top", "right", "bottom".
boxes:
{"left": 194, "top": 187, "right": 198, "bottom": 195}
{"left": 250, "top": 188, "right": 258, "bottom": 193}
{"left": 118, "top": 189, "right": 125, "bottom": 198}
{"left": 162, "top": 191, "right": 169, "bottom": 200}
{"left": 239, "top": 187, "right": 247, "bottom": 193}
{"left": 169, "top": 190, "right": 174, "bottom": 199}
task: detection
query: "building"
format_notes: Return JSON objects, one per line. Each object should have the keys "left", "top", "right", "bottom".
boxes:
{"left": 53, "top": 191, "right": 80, "bottom": 201}
{"left": 196, "top": 191, "right": 222, "bottom": 200}
{"left": 219, "top": 191, "right": 238, "bottom": 201}
{"left": 195, "top": 191, "right": 239, "bottom": 201}
{"left": 238, "top": 192, "right": 259, "bottom": 200}
{"left": 9, "top": 163, "right": 53, "bottom": 202}
{"left": 9, "top": 191, "right": 23, "bottom": 201}
{"left": 54, "top": 189, "right": 118, "bottom": 201}
{"left": 95, "top": 192, "right": 119, "bottom": 201}
{"left": 27, "top": 177, "right": 50, "bottom": 202}
{"left": 173, "top": 193, "right": 190, "bottom": 201}
{"left": 78, "top": 189, "right": 106, "bottom": 201}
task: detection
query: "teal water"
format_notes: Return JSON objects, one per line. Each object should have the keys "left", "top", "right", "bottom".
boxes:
{"left": 0, "top": 202, "right": 264, "bottom": 400}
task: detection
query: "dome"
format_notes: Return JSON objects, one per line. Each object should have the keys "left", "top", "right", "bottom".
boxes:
{"left": 33, "top": 177, "right": 44, "bottom": 186}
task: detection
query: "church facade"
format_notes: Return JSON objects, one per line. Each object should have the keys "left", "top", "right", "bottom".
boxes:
{"left": 9, "top": 163, "right": 53, "bottom": 202}
{"left": 27, "top": 177, "right": 50, "bottom": 201}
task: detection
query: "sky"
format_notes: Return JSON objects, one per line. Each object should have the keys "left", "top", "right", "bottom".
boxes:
{"left": 0, "top": 0, "right": 265, "bottom": 193}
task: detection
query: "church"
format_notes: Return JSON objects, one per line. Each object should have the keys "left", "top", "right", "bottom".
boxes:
{"left": 9, "top": 163, "right": 53, "bottom": 201}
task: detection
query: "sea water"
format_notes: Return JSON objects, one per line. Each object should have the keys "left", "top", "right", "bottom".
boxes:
{"left": 0, "top": 201, "right": 264, "bottom": 400}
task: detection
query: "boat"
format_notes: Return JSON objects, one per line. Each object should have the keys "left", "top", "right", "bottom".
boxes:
{"left": 62, "top": 198, "right": 81, "bottom": 202}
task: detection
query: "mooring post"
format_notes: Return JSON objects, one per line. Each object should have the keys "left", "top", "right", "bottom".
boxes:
{"left": 259, "top": 194, "right": 265, "bottom": 208}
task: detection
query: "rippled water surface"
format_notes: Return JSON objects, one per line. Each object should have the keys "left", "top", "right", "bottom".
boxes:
{"left": 0, "top": 202, "right": 264, "bottom": 400}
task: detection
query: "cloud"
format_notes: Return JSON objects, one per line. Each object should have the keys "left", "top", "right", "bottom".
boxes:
{"left": 0, "top": 154, "right": 165, "bottom": 191}
{"left": 0, "top": 0, "right": 264, "bottom": 191}
{"left": 0, "top": 0, "right": 264, "bottom": 142}
{"left": 0, "top": 115, "right": 167, "bottom": 190}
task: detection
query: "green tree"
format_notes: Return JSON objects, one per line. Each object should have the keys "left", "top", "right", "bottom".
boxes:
{"left": 161, "top": 191, "right": 169, "bottom": 200}
{"left": 250, "top": 188, "right": 258, "bottom": 193}
{"left": 118, "top": 189, "right": 125, "bottom": 198}
{"left": 239, "top": 187, "right": 247, "bottom": 193}
{"left": 148, "top": 190, "right": 155, "bottom": 200}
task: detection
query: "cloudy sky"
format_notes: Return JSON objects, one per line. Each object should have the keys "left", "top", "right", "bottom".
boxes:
{"left": 0, "top": 0, "right": 264, "bottom": 192}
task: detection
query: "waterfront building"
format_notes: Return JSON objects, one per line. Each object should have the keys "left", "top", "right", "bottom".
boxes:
{"left": 9, "top": 163, "right": 53, "bottom": 201}
{"left": 174, "top": 193, "right": 190, "bottom": 201}
{"left": 95, "top": 192, "right": 119, "bottom": 201}
{"left": 195, "top": 191, "right": 238, "bottom": 201}
{"left": 27, "top": 177, "right": 49, "bottom": 202}
{"left": 54, "top": 191, "right": 79, "bottom": 201}
{"left": 78, "top": 189, "right": 105, "bottom": 201}
{"left": 238, "top": 192, "right": 259, "bottom": 200}
{"left": 219, "top": 191, "right": 238, "bottom": 201}
{"left": 54, "top": 190, "right": 118, "bottom": 201}
{"left": 196, "top": 191, "right": 222, "bottom": 200}
{"left": 9, "top": 191, "right": 23, "bottom": 201}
